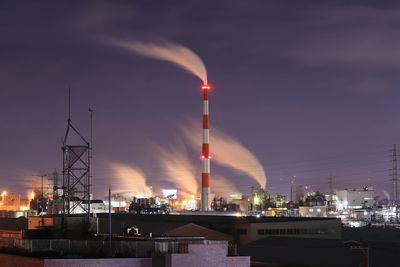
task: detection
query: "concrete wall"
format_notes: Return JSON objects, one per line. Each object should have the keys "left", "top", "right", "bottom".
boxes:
{"left": 0, "top": 242, "right": 249, "bottom": 267}
{"left": 167, "top": 243, "right": 249, "bottom": 267}
{"left": 226, "top": 256, "right": 250, "bottom": 267}
{"left": 44, "top": 258, "right": 151, "bottom": 267}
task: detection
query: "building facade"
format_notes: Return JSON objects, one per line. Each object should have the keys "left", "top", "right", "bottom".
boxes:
{"left": 335, "top": 187, "right": 374, "bottom": 210}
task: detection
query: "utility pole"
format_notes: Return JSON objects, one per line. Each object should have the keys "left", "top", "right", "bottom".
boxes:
{"left": 108, "top": 185, "right": 112, "bottom": 255}
{"left": 329, "top": 175, "right": 334, "bottom": 208}
{"left": 290, "top": 181, "right": 293, "bottom": 203}
{"left": 88, "top": 107, "right": 93, "bottom": 216}
{"left": 290, "top": 176, "right": 296, "bottom": 203}
{"left": 391, "top": 144, "right": 399, "bottom": 222}
{"left": 32, "top": 174, "right": 47, "bottom": 214}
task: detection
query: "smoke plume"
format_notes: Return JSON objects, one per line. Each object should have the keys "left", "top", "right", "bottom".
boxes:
{"left": 109, "top": 162, "right": 153, "bottom": 198}
{"left": 382, "top": 189, "right": 390, "bottom": 200}
{"left": 156, "top": 145, "right": 198, "bottom": 199}
{"left": 110, "top": 39, "right": 208, "bottom": 84}
{"left": 181, "top": 122, "right": 267, "bottom": 189}
{"left": 212, "top": 175, "right": 240, "bottom": 196}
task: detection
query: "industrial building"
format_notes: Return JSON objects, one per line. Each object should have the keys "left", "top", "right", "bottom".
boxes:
{"left": 0, "top": 214, "right": 253, "bottom": 266}
{"left": 336, "top": 187, "right": 375, "bottom": 210}
{"left": 0, "top": 214, "right": 340, "bottom": 266}
{"left": 299, "top": 206, "right": 327, "bottom": 217}
{"left": 0, "top": 192, "right": 29, "bottom": 212}
{"left": 95, "top": 214, "right": 341, "bottom": 245}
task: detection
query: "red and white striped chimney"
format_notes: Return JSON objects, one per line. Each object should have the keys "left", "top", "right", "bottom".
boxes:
{"left": 201, "top": 84, "right": 211, "bottom": 211}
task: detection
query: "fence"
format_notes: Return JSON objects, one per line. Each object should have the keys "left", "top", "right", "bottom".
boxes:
{"left": 0, "top": 237, "right": 226, "bottom": 257}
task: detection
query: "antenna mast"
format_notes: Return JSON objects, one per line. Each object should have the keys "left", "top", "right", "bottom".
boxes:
{"left": 61, "top": 88, "right": 91, "bottom": 221}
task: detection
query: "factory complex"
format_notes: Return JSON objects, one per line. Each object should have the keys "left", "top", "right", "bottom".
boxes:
{"left": 1, "top": 18, "right": 400, "bottom": 266}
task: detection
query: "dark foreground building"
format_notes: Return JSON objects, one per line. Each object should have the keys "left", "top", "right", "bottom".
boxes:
{"left": 0, "top": 238, "right": 249, "bottom": 267}
{"left": 9, "top": 214, "right": 400, "bottom": 266}
{"left": 96, "top": 214, "right": 342, "bottom": 245}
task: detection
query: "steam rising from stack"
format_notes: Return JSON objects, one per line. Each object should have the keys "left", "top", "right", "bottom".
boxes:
{"left": 110, "top": 39, "right": 207, "bottom": 84}
{"left": 111, "top": 39, "right": 266, "bottom": 209}
{"left": 156, "top": 145, "right": 198, "bottom": 199}
{"left": 112, "top": 39, "right": 211, "bottom": 210}
{"left": 156, "top": 145, "right": 240, "bottom": 198}
{"left": 109, "top": 162, "right": 153, "bottom": 198}
{"left": 181, "top": 122, "right": 267, "bottom": 189}
{"left": 212, "top": 175, "right": 239, "bottom": 196}
{"left": 383, "top": 189, "right": 390, "bottom": 200}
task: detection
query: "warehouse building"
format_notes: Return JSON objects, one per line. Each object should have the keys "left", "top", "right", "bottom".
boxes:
{"left": 96, "top": 214, "right": 341, "bottom": 245}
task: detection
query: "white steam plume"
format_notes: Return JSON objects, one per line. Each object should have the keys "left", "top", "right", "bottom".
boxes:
{"left": 109, "top": 162, "right": 153, "bottom": 198}
{"left": 382, "top": 189, "right": 390, "bottom": 200}
{"left": 156, "top": 145, "right": 198, "bottom": 199}
{"left": 182, "top": 122, "right": 267, "bottom": 189}
{"left": 110, "top": 39, "right": 208, "bottom": 84}
{"left": 212, "top": 175, "right": 240, "bottom": 197}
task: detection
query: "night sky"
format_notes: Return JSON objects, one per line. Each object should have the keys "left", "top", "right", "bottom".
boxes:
{"left": 1, "top": 1, "right": 400, "bottom": 200}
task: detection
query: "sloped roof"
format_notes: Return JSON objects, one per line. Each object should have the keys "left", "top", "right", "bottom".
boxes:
{"left": 163, "top": 223, "right": 233, "bottom": 242}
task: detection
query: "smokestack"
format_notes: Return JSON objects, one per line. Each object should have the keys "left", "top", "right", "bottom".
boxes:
{"left": 201, "top": 84, "right": 211, "bottom": 211}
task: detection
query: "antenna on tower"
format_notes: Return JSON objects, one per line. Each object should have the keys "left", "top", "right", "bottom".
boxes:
{"left": 68, "top": 87, "right": 71, "bottom": 122}
{"left": 61, "top": 88, "right": 91, "bottom": 223}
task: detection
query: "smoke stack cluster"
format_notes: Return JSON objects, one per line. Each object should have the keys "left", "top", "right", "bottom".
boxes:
{"left": 201, "top": 84, "right": 211, "bottom": 211}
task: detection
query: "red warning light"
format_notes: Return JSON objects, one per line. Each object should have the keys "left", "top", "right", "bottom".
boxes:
{"left": 201, "top": 84, "right": 211, "bottom": 90}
